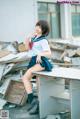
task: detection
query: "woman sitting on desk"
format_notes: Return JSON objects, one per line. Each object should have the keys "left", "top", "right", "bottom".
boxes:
{"left": 22, "top": 20, "right": 53, "bottom": 115}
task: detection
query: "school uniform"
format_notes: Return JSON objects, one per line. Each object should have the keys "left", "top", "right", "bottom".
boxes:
{"left": 26, "top": 36, "right": 53, "bottom": 115}
{"left": 27, "top": 36, "right": 53, "bottom": 71}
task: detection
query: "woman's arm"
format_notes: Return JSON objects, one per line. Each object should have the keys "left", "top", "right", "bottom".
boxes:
{"left": 36, "top": 39, "right": 52, "bottom": 63}
{"left": 24, "top": 37, "right": 31, "bottom": 51}
{"left": 39, "top": 39, "right": 52, "bottom": 58}
{"left": 36, "top": 50, "right": 52, "bottom": 63}
{"left": 24, "top": 32, "right": 37, "bottom": 51}
{"left": 39, "top": 50, "right": 52, "bottom": 58}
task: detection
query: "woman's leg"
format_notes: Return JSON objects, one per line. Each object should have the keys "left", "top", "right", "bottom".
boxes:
{"left": 22, "top": 64, "right": 45, "bottom": 103}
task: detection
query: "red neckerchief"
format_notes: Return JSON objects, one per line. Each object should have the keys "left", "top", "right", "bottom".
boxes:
{"left": 29, "top": 36, "right": 37, "bottom": 49}
{"left": 29, "top": 42, "right": 34, "bottom": 49}
{"left": 29, "top": 35, "right": 46, "bottom": 49}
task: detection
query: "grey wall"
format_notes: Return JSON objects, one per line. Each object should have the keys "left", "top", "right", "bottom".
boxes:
{"left": 0, "top": 0, "right": 37, "bottom": 42}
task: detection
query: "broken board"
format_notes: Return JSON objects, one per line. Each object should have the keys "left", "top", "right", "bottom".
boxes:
{"left": 4, "top": 80, "right": 27, "bottom": 105}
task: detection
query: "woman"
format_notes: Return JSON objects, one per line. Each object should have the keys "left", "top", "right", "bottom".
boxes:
{"left": 22, "top": 20, "right": 53, "bottom": 115}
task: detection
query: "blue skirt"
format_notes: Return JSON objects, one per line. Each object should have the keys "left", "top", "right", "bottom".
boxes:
{"left": 27, "top": 56, "right": 53, "bottom": 71}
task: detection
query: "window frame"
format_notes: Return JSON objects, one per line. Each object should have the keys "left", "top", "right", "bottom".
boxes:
{"left": 38, "top": 2, "right": 61, "bottom": 39}
{"left": 71, "top": 4, "right": 80, "bottom": 37}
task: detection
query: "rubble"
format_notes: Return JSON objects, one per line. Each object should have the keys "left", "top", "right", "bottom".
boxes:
{"left": 49, "top": 39, "right": 80, "bottom": 68}
{"left": 4, "top": 80, "right": 27, "bottom": 105}
{"left": 0, "top": 39, "right": 80, "bottom": 109}
{"left": 0, "top": 41, "right": 30, "bottom": 109}
{"left": 0, "top": 98, "right": 7, "bottom": 109}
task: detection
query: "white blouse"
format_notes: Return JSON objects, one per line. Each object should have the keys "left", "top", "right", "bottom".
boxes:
{"left": 27, "top": 39, "right": 50, "bottom": 57}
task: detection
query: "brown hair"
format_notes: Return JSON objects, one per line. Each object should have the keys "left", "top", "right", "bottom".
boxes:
{"left": 36, "top": 20, "right": 50, "bottom": 36}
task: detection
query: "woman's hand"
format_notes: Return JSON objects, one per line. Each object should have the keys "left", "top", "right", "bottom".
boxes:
{"left": 24, "top": 37, "right": 31, "bottom": 51}
{"left": 36, "top": 55, "right": 42, "bottom": 64}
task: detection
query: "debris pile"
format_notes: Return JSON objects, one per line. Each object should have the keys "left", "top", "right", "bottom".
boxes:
{"left": 0, "top": 39, "right": 80, "bottom": 111}
{"left": 0, "top": 41, "right": 32, "bottom": 109}
{"left": 49, "top": 39, "right": 80, "bottom": 68}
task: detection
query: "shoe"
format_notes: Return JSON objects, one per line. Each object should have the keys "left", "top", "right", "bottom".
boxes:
{"left": 27, "top": 98, "right": 38, "bottom": 111}
{"left": 29, "top": 102, "right": 39, "bottom": 115}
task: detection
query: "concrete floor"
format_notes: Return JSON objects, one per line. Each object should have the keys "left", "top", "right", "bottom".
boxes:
{"left": 3, "top": 102, "right": 71, "bottom": 119}
{"left": 4, "top": 103, "right": 40, "bottom": 119}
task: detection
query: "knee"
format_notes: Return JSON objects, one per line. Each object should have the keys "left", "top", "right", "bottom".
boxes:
{"left": 22, "top": 74, "right": 29, "bottom": 83}
{"left": 22, "top": 69, "right": 32, "bottom": 81}
{"left": 22, "top": 74, "right": 26, "bottom": 81}
{"left": 26, "top": 68, "right": 33, "bottom": 76}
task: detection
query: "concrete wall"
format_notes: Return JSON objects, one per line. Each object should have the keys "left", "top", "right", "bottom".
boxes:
{"left": 0, "top": 0, "right": 37, "bottom": 42}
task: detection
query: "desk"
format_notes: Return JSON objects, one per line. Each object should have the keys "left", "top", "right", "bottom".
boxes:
{"left": 33, "top": 67, "right": 80, "bottom": 119}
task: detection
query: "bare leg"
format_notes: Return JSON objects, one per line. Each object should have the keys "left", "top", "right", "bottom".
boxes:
{"left": 22, "top": 64, "right": 45, "bottom": 94}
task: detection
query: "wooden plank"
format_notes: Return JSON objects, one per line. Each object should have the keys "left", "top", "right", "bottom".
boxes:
{"left": 0, "top": 98, "right": 7, "bottom": 109}
{"left": 72, "top": 57, "right": 80, "bottom": 65}
{"left": 51, "top": 40, "right": 80, "bottom": 48}
{"left": 0, "top": 50, "right": 11, "bottom": 58}
{"left": 0, "top": 64, "right": 5, "bottom": 81}
{"left": 4, "top": 80, "right": 27, "bottom": 105}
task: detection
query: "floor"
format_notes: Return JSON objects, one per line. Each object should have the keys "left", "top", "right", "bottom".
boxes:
{"left": 3, "top": 101, "right": 71, "bottom": 119}
{"left": 4, "top": 102, "right": 40, "bottom": 119}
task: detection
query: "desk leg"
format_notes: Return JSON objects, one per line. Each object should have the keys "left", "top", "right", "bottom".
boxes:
{"left": 37, "top": 77, "right": 65, "bottom": 119}
{"left": 70, "top": 80, "right": 80, "bottom": 119}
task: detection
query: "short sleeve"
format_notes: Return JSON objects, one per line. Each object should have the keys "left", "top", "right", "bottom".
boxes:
{"left": 40, "top": 39, "right": 50, "bottom": 51}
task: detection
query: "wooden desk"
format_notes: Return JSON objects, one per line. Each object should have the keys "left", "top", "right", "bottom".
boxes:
{"left": 33, "top": 67, "right": 80, "bottom": 119}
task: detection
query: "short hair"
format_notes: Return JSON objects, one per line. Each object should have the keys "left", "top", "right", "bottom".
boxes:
{"left": 36, "top": 20, "right": 50, "bottom": 36}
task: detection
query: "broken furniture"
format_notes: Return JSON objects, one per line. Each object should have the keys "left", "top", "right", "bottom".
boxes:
{"left": 33, "top": 67, "right": 80, "bottom": 119}
{"left": 0, "top": 39, "right": 80, "bottom": 111}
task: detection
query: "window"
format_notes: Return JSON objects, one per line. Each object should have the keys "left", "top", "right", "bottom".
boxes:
{"left": 71, "top": 5, "right": 80, "bottom": 37}
{"left": 38, "top": 2, "right": 61, "bottom": 39}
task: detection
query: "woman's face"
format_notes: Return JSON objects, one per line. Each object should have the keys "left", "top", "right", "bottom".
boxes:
{"left": 35, "top": 25, "right": 42, "bottom": 36}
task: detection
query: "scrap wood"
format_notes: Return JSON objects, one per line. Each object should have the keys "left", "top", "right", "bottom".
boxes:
{"left": 72, "top": 57, "right": 80, "bottom": 65}
{"left": 0, "top": 53, "right": 17, "bottom": 63}
{"left": 0, "top": 50, "right": 11, "bottom": 58}
{"left": 76, "top": 48, "right": 80, "bottom": 56}
{"left": 68, "top": 49, "right": 80, "bottom": 57}
{"left": 0, "top": 78, "right": 10, "bottom": 95}
{"left": 2, "top": 63, "right": 14, "bottom": 76}
{"left": 0, "top": 98, "right": 7, "bottom": 109}
{"left": 72, "top": 48, "right": 80, "bottom": 57}
{"left": 0, "top": 64, "right": 6, "bottom": 81}
{"left": 4, "top": 80, "right": 27, "bottom": 105}
{"left": 0, "top": 52, "right": 31, "bottom": 63}
{"left": 51, "top": 39, "right": 80, "bottom": 48}
{"left": 18, "top": 43, "right": 28, "bottom": 52}
{"left": 53, "top": 62, "right": 80, "bottom": 66}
